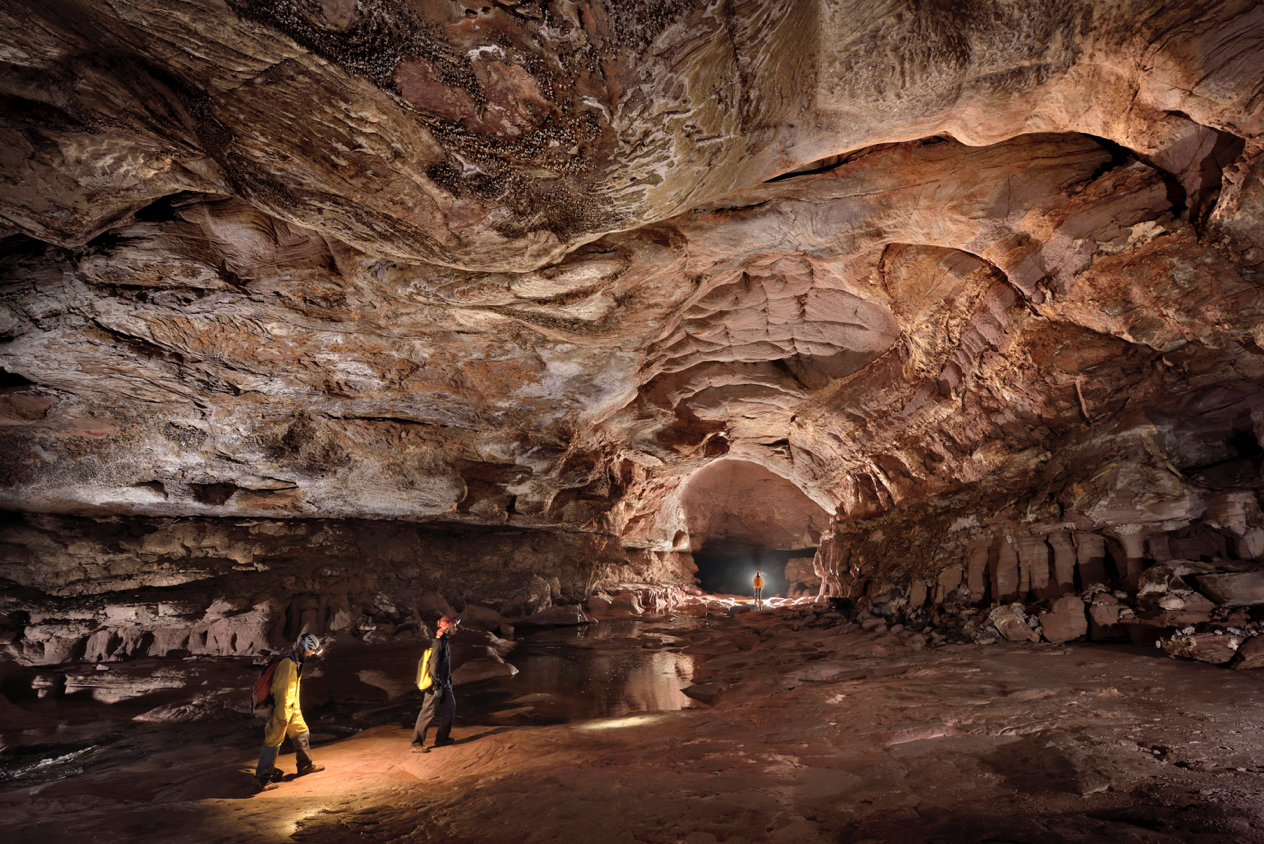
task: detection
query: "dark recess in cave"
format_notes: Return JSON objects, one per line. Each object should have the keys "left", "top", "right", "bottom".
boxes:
{"left": 0, "top": 367, "right": 35, "bottom": 389}
{"left": 693, "top": 544, "right": 817, "bottom": 598}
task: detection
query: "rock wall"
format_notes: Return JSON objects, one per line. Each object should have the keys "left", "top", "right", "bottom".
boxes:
{"left": 807, "top": 398, "right": 1264, "bottom": 666}
{"left": 2, "top": 1, "right": 1264, "bottom": 671}
{"left": 0, "top": 512, "right": 694, "bottom": 666}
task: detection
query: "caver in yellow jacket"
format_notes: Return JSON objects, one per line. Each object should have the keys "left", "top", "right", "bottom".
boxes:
{"left": 254, "top": 633, "right": 323, "bottom": 792}
{"left": 263, "top": 655, "right": 309, "bottom": 746}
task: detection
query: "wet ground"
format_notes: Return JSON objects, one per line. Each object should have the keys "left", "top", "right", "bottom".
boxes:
{"left": 0, "top": 616, "right": 710, "bottom": 790}
{"left": 4, "top": 604, "right": 1264, "bottom": 843}
{"left": 461, "top": 617, "right": 708, "bottom": 724}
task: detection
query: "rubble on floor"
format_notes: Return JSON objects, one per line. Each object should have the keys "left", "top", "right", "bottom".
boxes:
{"left": 776, "top": 557, "right": 1264, "bottom": 672}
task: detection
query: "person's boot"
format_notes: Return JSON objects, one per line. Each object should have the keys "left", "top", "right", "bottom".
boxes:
{"left": 254, "top": 778, "right": 279, "bottom": 794}
{"left": 294, "top": 731, "right": 325, "bottom": 775}
{"left": 433, "top": 737, "right": 455, "bottom": 748}
{"left": 410, "top": 744, "right": 430, "bottom": 753}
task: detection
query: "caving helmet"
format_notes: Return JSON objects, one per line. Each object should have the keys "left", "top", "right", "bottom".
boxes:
{"left": 296, "top": 633, "right": 323, "bottom": 656}
{"left": 437, "top": 616, "right": 460, "bottom": 635}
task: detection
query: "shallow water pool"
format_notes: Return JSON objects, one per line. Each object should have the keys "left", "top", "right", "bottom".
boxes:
{"left": 461, "top": 617, "right": 712, "bottom": 725}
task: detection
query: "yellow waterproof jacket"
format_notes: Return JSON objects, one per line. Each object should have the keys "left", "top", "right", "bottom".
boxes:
{"left": 753, "top": 574, "right": 765, "bottom": 589}
{"left": 271, "top": 656, "right": 302, "bottom": 723}
{"left": 263, "top": 655, "right": 308, "bottom": 746}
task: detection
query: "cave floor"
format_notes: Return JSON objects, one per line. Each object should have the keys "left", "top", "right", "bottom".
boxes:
{"left": 4, "top": 610, "right": 1264, "bottom": 843}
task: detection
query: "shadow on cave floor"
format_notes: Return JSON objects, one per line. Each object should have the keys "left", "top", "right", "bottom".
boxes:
{"left": 6, "top": 615, "right": 1264, "bottom": 843}
{"left": 0, "top": 616, "right": 712, "bottom": 791}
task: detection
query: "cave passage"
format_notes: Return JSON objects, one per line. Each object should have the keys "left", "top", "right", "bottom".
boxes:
{"left": 692, "top": 546, "right": 817, "bottom": 599}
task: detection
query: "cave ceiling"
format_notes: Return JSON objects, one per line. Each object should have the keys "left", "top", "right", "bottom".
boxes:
{"left": 2, "top": 0, "right": 1264, "bottom": 557}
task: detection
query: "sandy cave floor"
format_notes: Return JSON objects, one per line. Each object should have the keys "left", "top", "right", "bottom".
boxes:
{"left": 4, "top": 607, "right": 1264, "bottom": 843}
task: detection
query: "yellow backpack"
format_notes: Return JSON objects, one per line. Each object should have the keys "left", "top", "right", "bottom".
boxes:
{"left": 416, "top": 647, "right": 433, "bottom": 691}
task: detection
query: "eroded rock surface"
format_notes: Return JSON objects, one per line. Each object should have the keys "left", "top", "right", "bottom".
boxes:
{"left": 1, "top": 1, "right": 1264, "bottom": 681}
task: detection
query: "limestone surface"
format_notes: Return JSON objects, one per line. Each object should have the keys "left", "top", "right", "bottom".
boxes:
{"left": 2, "top": 1, "right": 1264, "bottom": 664}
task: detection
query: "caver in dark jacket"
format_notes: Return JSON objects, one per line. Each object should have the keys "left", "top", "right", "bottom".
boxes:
{"left": 410, "top": 616, "right": 459, "bottom": 751}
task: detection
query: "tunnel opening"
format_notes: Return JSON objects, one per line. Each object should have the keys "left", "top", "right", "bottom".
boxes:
{"left": 693, "top": 545, "right": 818, "bottom": 599}
{"left": 677, "top": 458, "right": 831, "bottom": 600}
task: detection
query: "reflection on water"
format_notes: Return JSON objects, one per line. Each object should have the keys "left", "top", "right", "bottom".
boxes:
{"left": 0, "top": 743, "right": 96, "bottom": 785}
{"left": 462, "top": 618, "right": 703, "bottom": 724}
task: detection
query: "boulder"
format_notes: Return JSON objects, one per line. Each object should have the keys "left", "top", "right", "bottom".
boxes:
{"left": 1193, "top": 572, "right": 1264, "bottom": 607}
{"left": 989, "top": 604, "right": 1040, "bottom": 643}
{"left": 503, "top": 577, "right": 554, "bottom": 620}
{"left": 357, "top": 669, "right": 414, "bottom": 700}
{"left": 133, "top": 691, "right": 248, "bottom": 723}
{"left": 417, "top": 590, "right": 458, "bottom": 620}
{"left": 20, "top": 624, "right": 90, "bottom": 666}
{"left": 935, "top": 566, "right": 964, "bottom": 604}
{"left": 681, "top": 683, "right": 725, "bottom": 706}
{"left": 1233, "top": 635, "right": 1264, "bottom": 670}
{"left": 456, "top": 628, "right": 516, "bottom": 658}
{"left": 454, "top": 655, "right": 519, "bottom": 685}
{"left": 585, "top": 594, "right": 614, "bottom": 615}
{"left": 1088, "top": 594, "right": 1128, "bottom": 641}
{"left": 860, "top": 615, "right": 887, "bottom": 632}
{"left": 1162, "top": 631, "right": 1244, "bottom": 664}
{"left": 517, "top": 605, "right": 590, "bottom": 627}
{"left": 62, "top": 665, "right": 188, "bottom": 703}
{"left": 459, "top": 604, "right": 504, "bottom": 633}
{"left": 1040, "top": 596, "right": 1088, "bottom": 643}
{"left": 609, "top": 592, "right": 645, "bottom": 617}
{"left": 1147, "top": 591, "right": 1216, "bottom": 625}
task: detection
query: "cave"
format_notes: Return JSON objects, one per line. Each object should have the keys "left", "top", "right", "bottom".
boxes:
{"left": 4, "top": 2, "right": 1264, "bottom": 842}
{"left": 678, "top": 459, "right": 827, "bottom": 598}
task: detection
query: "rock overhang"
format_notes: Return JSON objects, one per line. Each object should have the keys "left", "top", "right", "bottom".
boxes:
{"left": 0, "top": 0, "right": 1260, "bottom": 609}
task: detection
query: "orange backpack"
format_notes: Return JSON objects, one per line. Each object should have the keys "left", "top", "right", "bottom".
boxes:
{"left": 251, "top": 656, "right": 285, "bottom": 708}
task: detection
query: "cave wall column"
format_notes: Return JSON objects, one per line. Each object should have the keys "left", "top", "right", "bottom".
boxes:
{"left": 992, "top": 535, "right": 1020, "bottom": 603}
{"left": 1110, "top": 525, "right": 1149, "bottom": 590}
{"left": 1075, "top": 532, "right": 1109, "bottom": 587}
{"left": 934, "top": 565, "right": 964, "bottom": 604}
{"left": 1017, "top": 535, "right": 1053, "bottom": 601}
{"left": 1047, "top": 531, "right": 1077, "bottom": 596}
{"left": 812, "top": 530, "right": 846, "bottom": 602}
{"left": 966, "top": 538, "right": 992, "bottom": 603}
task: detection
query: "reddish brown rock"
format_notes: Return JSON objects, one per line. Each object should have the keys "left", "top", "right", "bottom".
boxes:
{"left": 989, "top": 605, "right": 1040, "bottom": 644}
{"left": 0, "top": 0, "right": 1262, "bottom": 689}
{"left": 1233, "top": 636, "right": 1264, "bottom": 670}
{"left": 1162, "top": 632, "right": 1245, "bottom": 665}
{"left": 1040, "top": 596, "right": 1089, "bottom": 644}
{"left": 1089, "top": 594, "right": 1129, "bottom": 642}
{"left": 1194, "top": 572, "right": 1264, "bottom": 607}
{"left": 518, "top": 606, "right": 590, "bottom": 627}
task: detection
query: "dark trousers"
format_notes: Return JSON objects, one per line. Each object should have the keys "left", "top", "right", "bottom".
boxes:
{"left": 255, "top": 729, "right": 314, "bottom": 781}
{"left": 411, "top": 686, "right": 454, "bottom": 746}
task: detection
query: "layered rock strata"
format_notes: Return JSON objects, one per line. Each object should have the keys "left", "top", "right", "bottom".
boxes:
{"left": 0, "top": 512, "right": 694, "bottom": 671}
{"left": 1, "top": 0, "right": 1264, "bottom": 672}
